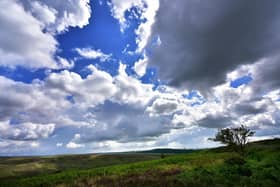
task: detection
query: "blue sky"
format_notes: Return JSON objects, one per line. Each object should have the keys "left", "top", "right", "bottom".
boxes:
{"left": 0, "top": 0, "right": 280, "bottom": 155}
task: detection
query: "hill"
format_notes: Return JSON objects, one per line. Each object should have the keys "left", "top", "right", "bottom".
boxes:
{"left": 137, "top": 148, "right": 195, "bottom": 154}
{"left": 0, "top": 139, "right": 280, "bottom": 187}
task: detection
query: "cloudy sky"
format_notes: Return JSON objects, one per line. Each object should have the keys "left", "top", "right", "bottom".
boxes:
{"left": 0, "top": 0, "right": 280, "bottom": 156}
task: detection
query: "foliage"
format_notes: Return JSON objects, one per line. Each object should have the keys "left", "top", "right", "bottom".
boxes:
{"left": 224, "top": 155, "right": 246, "bottom": 165}
{"left": 209, "top": 125, "right": 255, "bottom": 154}
{"left": 0, "top": 154, "right": 159, "bottom": 179}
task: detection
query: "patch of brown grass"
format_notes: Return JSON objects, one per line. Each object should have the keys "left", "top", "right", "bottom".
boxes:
{"left": 58, "top": 167, "right": 183, "bottom": 187}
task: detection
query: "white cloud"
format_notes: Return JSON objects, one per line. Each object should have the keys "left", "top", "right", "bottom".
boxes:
{"left": 0, "top": 0, "right": 57, "bottom": 68}
{"left": 66, "top": 133, "right": 84, "bottom": 149}
{"left": 0, "top": 0, "right": 91, "bottom": 69}
{"left": 1, "top": 0, "right": 279, "bottom": 155}
{"left": 0, "top": 59, "right": 279, "bottom": 154}
{"left": 0, "top": 121, "right": 55, "bottom": 141}
{"left": 75, "top": 48, "right": 112, "bottom": 62}
{"left": 108, "top": 0, "right": 143, "bottom": 31}
{"left": 57, "top": 57, "right": 75, "bottom": 69}
{"left": 30, "top": 1, "right": 57, "bottom": 25}
{"left": 0, "top": 140, "right": 42, "bottom": 155}
{"left": 134, "top": 55, "right": 148, "bottom": 77}
{"left": 46, "top": 65, "right": 117, "bottom": 108}
{"left": 134, "top": 0, "right": 159, "bottom": 52}
{"left": 113, "top": 63, "right": 155, "bottom": 106}
{"left": 73, "top": 133, "right": 81, "bottom": 141}
{"left": 25, "top": 0, "right": 91, "bottom": 33}
{"left": 56, "top": 143, "right": 63, "bottom": 147}
{"left": 109, "top": 0, "right": 159, "bottom": 52}
{"left": 66, "top": 142, "right": 85, "bottom": 149}
{"left": 249, "top": 135, "right": 280, "bottom": 142}
{"left": 31, "top": 142, "right": 40, "bottom": 148}
{"left": 146, "top": 98, "right": 178, "bottom": 116}
{"left": 0, "top": 76, "right": 70, "bottom": 122}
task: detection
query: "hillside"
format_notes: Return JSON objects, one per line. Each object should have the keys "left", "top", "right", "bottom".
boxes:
{"left": 137, "top": 148, "right": 195, "bottom": 154}
{"left": 0, "top": 139, "right": 280, "bottom": 187}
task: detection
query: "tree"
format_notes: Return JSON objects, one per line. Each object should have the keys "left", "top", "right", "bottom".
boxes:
{"left": 209, "top": 125, "right": 255, "bottom": 154}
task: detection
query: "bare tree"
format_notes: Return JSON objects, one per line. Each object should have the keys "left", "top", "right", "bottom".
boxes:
{"left": 209, "top": 125, "right": 255, "bottom": 154}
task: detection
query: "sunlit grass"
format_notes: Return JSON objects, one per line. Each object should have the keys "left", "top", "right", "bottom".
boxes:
{"left": 0, "top": 139, "right": 279, "bottom": 187}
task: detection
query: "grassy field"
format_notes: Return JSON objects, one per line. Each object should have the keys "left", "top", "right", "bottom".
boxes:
{"left": 0, "top": 139, "right": 279, "bottom": 187}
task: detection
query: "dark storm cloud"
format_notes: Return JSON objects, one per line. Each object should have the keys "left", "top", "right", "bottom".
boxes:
{"left": 252, "top": 55, "right": 280, "bottom": 94}
{"left": 196, "top": 114, "right": 233, "bottom": 128}
{"left": 233, "top": 103, "right": 267, "bottom": 116}
{"left": 149, "top": 0, "right": 280, "bottom": 90}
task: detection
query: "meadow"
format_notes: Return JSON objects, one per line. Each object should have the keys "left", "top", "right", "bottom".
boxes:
{"left": 0, "top": 139, "right": 279, "bottom": 187}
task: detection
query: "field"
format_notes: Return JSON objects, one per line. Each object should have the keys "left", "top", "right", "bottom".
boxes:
{"left": 0, "top": 139, "right": 279, "bottom": 187}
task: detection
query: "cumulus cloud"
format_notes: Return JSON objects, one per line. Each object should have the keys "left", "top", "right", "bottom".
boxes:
{"left": 196, "top": 115, "right": 233, "bottom": 129}
{"left": 0, "top": 140, "right": 41, "bottom": 155}
{"left": 108, "top": 0, "right": 143, "bottom": 31}
{"left": 148, "top": 0, "right": 280, "bottom": 90}
{"left": 46, "top": 65, "right": 117, "bottom": 108}
{"left": 0, "top": 0, "right": 279, "bottom": 155}
{"left": 0, "top": 0, "right": 57, "bottom": 68}
{"left": 0, "top": 62, "right": 154, "bottom": 134}
{"left": 69, "top": 101, "right": 172, "bottom": 144}
{"left": 0, "top": 56, "right": 279, "bottom": 154}
{"left": 1, "top": 58, "right": 280, "bottom": 154}
{"left": 29, "top": 1, "right": 57, "bottom": 26}
{"left": 66, "top": 134, "right": 84, "bottom": 149}
{"left": 134, "top": 55, "right": 148, "bottom": 77}
{"left": 0, "top": 0, "right": 91, "bottom": 69}
{"left": 131, "top": 0, "right": 280, "bottom": 141}
{"left": 0, "top": 121, "right": 55, "bottom": 141}
{"left": 0, "top": 75, "right": 71, "bottom": 125}
{"left": 168, "top": 78, "right": 280, "bottom": 132}
{"left": 56, "top": 143, "right": 63, "bottom": 147}
{"left": 0, "top": 63, "right": 172, "bottom": 149}
{"left": 133, "top": 0, "right": 159, "bottom": 52}
{"left": 75, "top": 48, "right": 112, "bottom": 62}
{"left": 113, "top": 63, "right": 155, "bottom": 106}
{"left": 146, "top": 98, "right": 178, "bottom": 116}
{"left": 22, "top": 0, "right": 91, "bottom": 33}
{"left": 109, "top": 0, "right": 159, "bottom": 52}
{"left": 66, "top": 142, "right": 85, "bottom": 149}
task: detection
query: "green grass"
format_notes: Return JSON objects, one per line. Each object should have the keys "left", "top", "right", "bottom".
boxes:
{"left": 0, "top": 139, "right": 279, "bottom": 187}
{"left": 0, "top": 154, "right": 160, "bottom": 179}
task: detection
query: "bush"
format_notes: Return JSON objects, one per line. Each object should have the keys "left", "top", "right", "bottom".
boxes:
{"left": 238, "top": 165, "right": 252, "bottom": 177}
{"left": 178, "top": 167, "right": 216, "bottom": 187}
{"left": 224, "top": 156, "right": 246, "bottom": 166}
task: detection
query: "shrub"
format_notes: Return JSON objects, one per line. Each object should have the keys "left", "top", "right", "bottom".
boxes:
{"left": 224, "top": 156, "right": 246, "bottom": 166}
{"left": 209, "top": 125, "right": 255, "bottom": 154}
{"left": 238, "top": 165, "right": 252, "bottom": 177}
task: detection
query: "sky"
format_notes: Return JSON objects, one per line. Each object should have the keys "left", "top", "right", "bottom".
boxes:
{"left": 0, "top": 0, "right": 280, "bottom": 156}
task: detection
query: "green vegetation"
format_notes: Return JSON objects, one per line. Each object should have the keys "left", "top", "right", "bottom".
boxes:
{"left": 209, "top": 125, "right": 255, "bottom": 155}
{"left": 0, "top": 139, "right": 279, "bottom": 187}
{"left": 0, "top": 154, "right": 160, "bottom": 179}
{"left": 137, "top": 148, "right": 195, "bottom": 154}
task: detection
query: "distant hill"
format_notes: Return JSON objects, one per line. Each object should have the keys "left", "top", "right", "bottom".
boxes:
{"left": 0, "top": 138, "right": 279, "bottom": 187}
{"left": 137, "top": 148, "right": 196, "bottom": 154}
